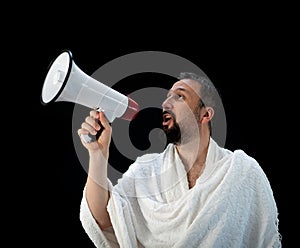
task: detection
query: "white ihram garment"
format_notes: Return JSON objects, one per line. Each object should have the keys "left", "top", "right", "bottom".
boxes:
{"left": 80, "top": 138, "right": 281, "bottom": 248}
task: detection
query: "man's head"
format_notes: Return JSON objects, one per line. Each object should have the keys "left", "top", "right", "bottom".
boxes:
{"left": 162, "top": 72, "right": 218, "bottom": 145}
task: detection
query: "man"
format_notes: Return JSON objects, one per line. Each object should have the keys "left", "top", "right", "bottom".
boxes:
{"left": 77, "top": 72, "right": 282, "bottom": 247}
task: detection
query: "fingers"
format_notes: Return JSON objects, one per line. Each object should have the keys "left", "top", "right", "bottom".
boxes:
{"left": 89, "top": 110, "right": 110, "bottom": 129}
{"left": 80, "top": 122, "right": 97, "bottom": 136}
{"left": 77, "top": 127, "right": 89, "bottom": 137}
{"left": 77, "top": 110, "right": 100, "bottom": 137}
{"left": 90, "top": 109, "right": 100, "bottom": 119}
{"left": 77, "top": 110, "right": 111, "bottom": 140}
{"left": 85, "top": 116, "right": 100, "bottom": 133}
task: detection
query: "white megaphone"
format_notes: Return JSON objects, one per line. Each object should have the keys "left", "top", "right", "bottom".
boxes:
{"left": 41, "top": 50, "right": 139, "bottom": 142}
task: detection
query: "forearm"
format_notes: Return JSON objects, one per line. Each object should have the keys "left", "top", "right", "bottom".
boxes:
{"left": 85, "top": 150, "right": 112, "bottom": 229}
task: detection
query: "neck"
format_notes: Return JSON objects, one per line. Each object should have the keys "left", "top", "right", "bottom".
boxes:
{"left": 176, "top": 131, "right": 210, "bottom": 173}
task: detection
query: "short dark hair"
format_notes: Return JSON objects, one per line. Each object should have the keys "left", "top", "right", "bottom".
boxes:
{"left": 177, "top": 72, "right": 221, "bottom": 136}
{"left": 177, "top": 72, "right": 219, "bottom": 109}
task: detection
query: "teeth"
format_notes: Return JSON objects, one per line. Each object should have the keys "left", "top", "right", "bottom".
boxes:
{"left": 163, "top": 115, "right": 173, "bottom": 125}
{"left": 163, "top": 115, "right": 171, "bottom": 122}
{"left": 163, "top": 114, "right": 172, "bottom": 119}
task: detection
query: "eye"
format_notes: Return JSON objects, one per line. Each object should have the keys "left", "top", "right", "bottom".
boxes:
{"left": 165, "top": 93, "right": 184, "bottom": 101}
{"left": 176, "top": 94, "right": 184, "bottom": 100}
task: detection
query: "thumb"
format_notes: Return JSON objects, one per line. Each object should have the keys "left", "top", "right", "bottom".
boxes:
{"left": 97, "top": 111, "right": 112, "bottom": 146}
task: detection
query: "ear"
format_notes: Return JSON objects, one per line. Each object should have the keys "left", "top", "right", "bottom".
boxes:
{"left": 201, "top": 107, "right": 214, "bottom": 124}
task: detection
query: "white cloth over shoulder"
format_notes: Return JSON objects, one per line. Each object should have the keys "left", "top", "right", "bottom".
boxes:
{"left": 80, "top": 138, "right": 282, "bottom": 248}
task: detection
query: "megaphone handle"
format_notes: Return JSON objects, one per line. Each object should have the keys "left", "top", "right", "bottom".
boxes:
{"left": 81, "top": 119, "right": 104, "bottom": 143}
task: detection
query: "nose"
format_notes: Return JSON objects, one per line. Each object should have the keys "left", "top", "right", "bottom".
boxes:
{"left": 162, "top": 96, "right": 173, "bottom": 110}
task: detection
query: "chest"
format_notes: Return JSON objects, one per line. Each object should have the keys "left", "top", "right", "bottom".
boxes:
{"left": 187, "top": 164, "right": 204, "bottom": 189}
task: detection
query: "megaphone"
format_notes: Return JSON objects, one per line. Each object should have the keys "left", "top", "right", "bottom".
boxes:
{"left": 41, "top": 50, "right": 139, "bottom": 142}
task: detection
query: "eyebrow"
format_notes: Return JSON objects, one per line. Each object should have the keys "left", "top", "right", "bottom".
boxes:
{"left": 167, "top": 87, "right": 190, "bottom": 97}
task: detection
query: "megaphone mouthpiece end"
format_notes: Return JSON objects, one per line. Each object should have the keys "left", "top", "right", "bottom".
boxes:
{"left": 121, "top": 97, "right": 140, "bottom": 121}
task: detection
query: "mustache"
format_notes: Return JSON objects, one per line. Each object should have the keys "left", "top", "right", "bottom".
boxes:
{"left": 162, "top": 110, "right": 176, "bottom": 120}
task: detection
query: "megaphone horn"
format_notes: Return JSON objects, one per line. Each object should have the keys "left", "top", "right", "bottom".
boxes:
{"left": 41, "top": 50, "right": 139, "bottom": 142}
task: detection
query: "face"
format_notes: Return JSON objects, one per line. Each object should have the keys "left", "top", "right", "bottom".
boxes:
{"left": 162, "top": 79, "right": 203, "bottom": 145}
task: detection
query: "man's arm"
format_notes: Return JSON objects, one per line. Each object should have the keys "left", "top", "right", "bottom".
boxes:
{"left": 78, "top": 110, "right": 112, "bottom": 229}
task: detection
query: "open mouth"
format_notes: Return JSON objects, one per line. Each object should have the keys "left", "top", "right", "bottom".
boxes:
{"left": 162, "top": 111, "right": 175, "bottom": 129}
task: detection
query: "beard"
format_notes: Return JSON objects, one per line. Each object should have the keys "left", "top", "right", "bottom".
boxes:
{"left": 162, "top": 104, "right": 202, "bottom": 146}
{"left": 163, "top": 121, "right": 181, "bottom": 145}
{"left": 162, "top": 110, "right": 181, "bottom": 145}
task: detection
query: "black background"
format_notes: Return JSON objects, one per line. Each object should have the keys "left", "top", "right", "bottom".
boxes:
{"left": 7, "top": 8, "right": 295, "bottom": 247}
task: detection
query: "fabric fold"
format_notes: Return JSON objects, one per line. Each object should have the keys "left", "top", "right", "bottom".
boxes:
{"left": 80, "top": 138, "right": 281, "bottom": 247}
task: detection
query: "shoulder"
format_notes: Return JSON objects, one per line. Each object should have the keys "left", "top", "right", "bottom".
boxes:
{"left": 128, "top": 145, "right": 174, "bottom": 177}
{"left": 232, "top": 149, "right": 258, "bottom": 165}
{"left": 135, "top": 143, "right": 174, "bottom": 164}
{"left": 232, "top": 149, "right": 270, "bottom": 183}
{"left": 135, "top": 152, "right": 161, "bottom": 164}
{"left": 231, "top": 149, "right": 278, "bottom": 212}
{"left": 126, "top": 148, "right": 165, "bottom": 176}
{"left": 233, "top": 149, "right": 259, "bottom": 167}
{"left": 232, "top": 149, "right": 261, "bottom": 172}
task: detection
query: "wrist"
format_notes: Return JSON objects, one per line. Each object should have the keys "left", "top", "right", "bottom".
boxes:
{"left": 89, "top": 149, "right": 109, "bottom": 160}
